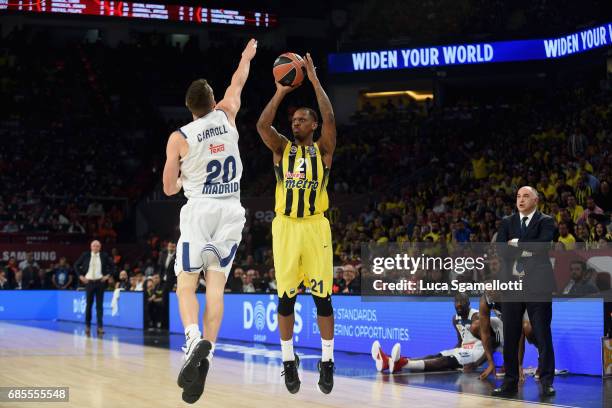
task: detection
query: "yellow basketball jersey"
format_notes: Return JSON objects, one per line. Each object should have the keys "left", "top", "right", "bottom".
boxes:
{"left": 274, "top": 142, "right": 330, "bottom": 218}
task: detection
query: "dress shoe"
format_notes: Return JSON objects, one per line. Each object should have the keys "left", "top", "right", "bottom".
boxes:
{"left": 97, "top": 327, "right": 105, "bottom": 335}
{"left": 541, "top": 385, "right": 555, "bottom": 397}
{"left": 491, "top": 383, "right": 518, "bottom": 397}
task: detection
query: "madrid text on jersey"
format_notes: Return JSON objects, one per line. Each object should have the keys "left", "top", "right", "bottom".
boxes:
{"left": 203, "top": 182, "right": 240, "bottom": 195}
{"left": 196, "top": 125, "right": 229, "bottom": 142}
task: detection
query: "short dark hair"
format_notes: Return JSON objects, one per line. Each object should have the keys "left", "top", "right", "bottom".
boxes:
{"left": 186, "top": 79, "right": 215, "bottom": 117}
{"left": 297, "top": 107, "right": 319, "bottom": 123}
{"left": 454, "top": 292, "right": 469, "bottom": 304}
{"left": 570, "top": 260, "right": 587, "bottom": 272}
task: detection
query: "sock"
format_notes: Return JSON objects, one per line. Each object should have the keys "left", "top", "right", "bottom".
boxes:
{"left": 397, "top": 357, "right": 409, "bottom": 370}
{"left": 322, "top": 338, "right": 334, "bottom": 362}
{"left": 185, "top": 324, "right": 201, "bottom": 347}
{"left": 406, "top": 360, "right": 425, "bottom": 371}
{"left": 206, "top": 341, "right": 215, "bottom": 363}
{"left": 281, "top": 338, "right": 294, "bottom": 362}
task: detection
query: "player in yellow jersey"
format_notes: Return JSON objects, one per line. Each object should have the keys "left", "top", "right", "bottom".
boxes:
{"left": 256, "top": 53, "right": 336, "bottom": 395}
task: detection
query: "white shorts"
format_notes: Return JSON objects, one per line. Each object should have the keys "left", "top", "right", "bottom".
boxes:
{"left": 175, "top": 197, "right": 245, "bottom": 278}
{"left": 440, "top": 342, "right": 485, "bottom": 366}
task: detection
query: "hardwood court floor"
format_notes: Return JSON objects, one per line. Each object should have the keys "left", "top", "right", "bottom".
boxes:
{"left": 0, "top": 322, "right": 584, "bottom": 407}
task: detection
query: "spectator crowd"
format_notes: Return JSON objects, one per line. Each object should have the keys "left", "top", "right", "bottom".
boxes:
{"left": 1, "top": 25, "right": 611, "bottom": 300}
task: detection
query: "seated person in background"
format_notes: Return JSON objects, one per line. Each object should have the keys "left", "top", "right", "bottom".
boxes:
{"left": 0, "top": 270, "right": 10, "bottom": 289}
{"left": 51, "top": 257, "right": 74, "bottom": 290}
{"left": 115, "top": 270, "right": 130, "bottom": 291}
{"left": 562, "top": 260, "right": 599, "bottom": 295}
{"left": 28, "top": 267, "right": 50, "bottom": 289}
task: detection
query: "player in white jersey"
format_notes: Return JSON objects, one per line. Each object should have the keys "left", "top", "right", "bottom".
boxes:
{"left": 162, "top": 38, "right": 257, "bottom": 404}
{"left": 371, "top": 293, "right": 487, "bottom": 373}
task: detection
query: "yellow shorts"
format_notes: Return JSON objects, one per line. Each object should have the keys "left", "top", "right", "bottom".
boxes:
{"left": 272, "top": 213, "right": 333, "bottom": 298}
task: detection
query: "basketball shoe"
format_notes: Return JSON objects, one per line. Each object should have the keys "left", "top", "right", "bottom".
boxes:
{"left": 178, "top": 338, "right": 212, "bottom": 403}
{"left": 389, "top": 343, "right": 409, "bottom": 373}
{"left": 371, "top": 340, "right": 390, "bottom": 372}
{"left": 317, "top": 359, "right": 334, "bottom": 394}
{"left": 281, "top": 354, "right": 300, "bottom": 394}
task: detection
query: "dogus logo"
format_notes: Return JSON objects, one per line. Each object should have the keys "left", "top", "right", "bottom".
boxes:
{"left": 254, "top": 301, "right": 266, "bottom": 331}
{"left": 73, "top": 296, "right": 86, "bottom": 315}
{"left": 243, "top": 297, "right": 303, "bottom": 340}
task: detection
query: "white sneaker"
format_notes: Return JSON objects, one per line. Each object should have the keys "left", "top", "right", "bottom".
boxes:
{"left": 183, "top": 338, "right": 203, "bottom": 361}
{"left": 371, "top": 340, "right": 383, "bottom": 371}
{"left": 390, "top": 343, "right": 401, "bottom": 373}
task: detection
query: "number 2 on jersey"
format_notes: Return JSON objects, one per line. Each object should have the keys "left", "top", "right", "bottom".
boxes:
{"left": 204, "top": 156, "right": 236, "bottom": 188}
{"left": 296, "top": 158, "right": 307, "bottom": 172}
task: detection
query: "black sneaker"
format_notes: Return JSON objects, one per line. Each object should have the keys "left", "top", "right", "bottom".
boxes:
{"left": 177, "top": 340, "right": 212, "bottom": 389}
{"left": 181, "top": 357, "right": 209, "bottom": 404}
{"left": 317, "top": 360, "right": 334, "bottom": 394}
{"left": 281, "top": 354, "right": 301, "bottom": 394}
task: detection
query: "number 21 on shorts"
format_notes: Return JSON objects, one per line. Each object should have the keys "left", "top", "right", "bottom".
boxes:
{"left": 310, "top": 279, "right": 323, "bottom": 293}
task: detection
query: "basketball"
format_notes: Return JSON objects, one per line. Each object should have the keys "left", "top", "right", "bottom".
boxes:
{"left": 273, "top": 52, "right": 306, "bottom": 87}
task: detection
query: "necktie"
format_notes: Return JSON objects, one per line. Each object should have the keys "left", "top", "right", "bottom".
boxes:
{"left": 92, "top": 254, "right": 98, "bottom": 279}
{"left": 520, "top": 216, "right": 528, "bottom": 238}
{"left": 516, "top": 216, "right": 529, "bottom": 274}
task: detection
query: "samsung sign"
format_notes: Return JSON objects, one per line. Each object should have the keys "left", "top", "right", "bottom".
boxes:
{"left": 328, "top": 22, "right": 612, "bottom": 73}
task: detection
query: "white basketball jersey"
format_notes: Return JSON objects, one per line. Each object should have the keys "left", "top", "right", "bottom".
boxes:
{"left": 178, "top": 110, "right": 242, "bottom": 200}
{"left": 454, "top": 308, "right": 479, "bottom": 346}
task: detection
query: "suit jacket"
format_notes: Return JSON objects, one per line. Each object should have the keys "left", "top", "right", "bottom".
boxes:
{"left": 496, "top": 211, "right": 556, "bottom": 297}
{"left": 74, "top": 251, "right": 115, "bottom": 278}
{"left": 157, "top": 249, "right": 177, "bottom": 290}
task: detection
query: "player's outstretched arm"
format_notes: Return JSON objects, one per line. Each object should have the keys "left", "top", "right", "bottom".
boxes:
{"left": 518, "top": 332, "right": 526, "bottom": 383}
{"left": 256, "top": 83, "right": 293, "bottom": 161}
{"left": 216, "top": 38, "right": 257, "bottom": 127}
{"left": 303, "top": 53, "right": 336, "bottom": 160}
{"left": 452, "top": 315, "right": 462, "bottom": 348}
{"left": 163, "top": 131, "right": 185, "bottom": 196}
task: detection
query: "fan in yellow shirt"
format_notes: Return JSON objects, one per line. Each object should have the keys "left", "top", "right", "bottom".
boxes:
{"left": 471, "top": 154, "right": 488, "bottom": 180}
{"left": 556, "top": 222, "right": 576, "bottom": 250}
{"left": 566, "top": 196, "right": 584, "bottom": 223}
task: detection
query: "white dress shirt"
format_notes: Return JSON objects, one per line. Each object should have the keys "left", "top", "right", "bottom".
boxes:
{"left": 85, "top": 252, "right": 103, "bottom": 280}
{"left": 165, "top": 251, "right": 175, "bottom": 269}
{"left": 509, "top": 209, "right": 537, "bottom": 246}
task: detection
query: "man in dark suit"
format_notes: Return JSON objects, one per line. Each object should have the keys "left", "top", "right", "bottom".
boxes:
{"left": 157, "top": 241, "right": 177, "bottom": 329}
{"left": 157, "top": 241, "right": 177, "bottom": 290}
{"left": 493, "top": 186, "right": 556, "bottom": 397}
{"left": 74, "top": 240, "right": 115, "bottom": 335}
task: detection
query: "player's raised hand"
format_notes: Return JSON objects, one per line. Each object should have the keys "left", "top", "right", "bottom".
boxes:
{"left": 242, "top": 38, "right": 257, "bottom": 61}
{"left": 275, "top": 80, "right": 299, "bottom": 95}
{"left": 304, "top": 52, "right": 318, "bottom": 82}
